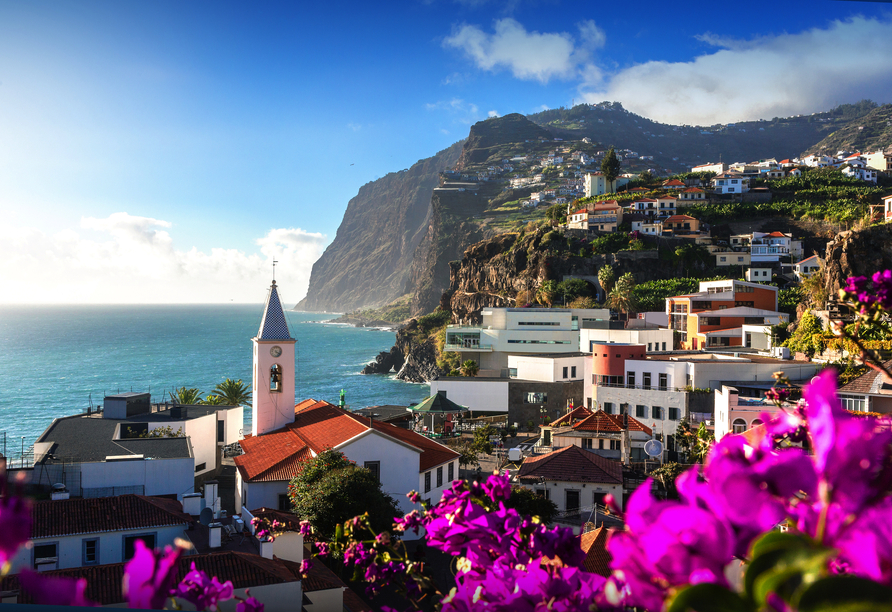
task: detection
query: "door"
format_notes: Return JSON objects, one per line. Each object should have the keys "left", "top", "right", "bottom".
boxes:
{"left": 565, "top": 490, "right": 580, "bottom": 512}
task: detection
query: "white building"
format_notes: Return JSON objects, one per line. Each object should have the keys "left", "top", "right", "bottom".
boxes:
{"left": 516, "top": 445, "right": 624, "bottom": 512}
{"left": 794, "top": 255, "right": 821, "bottom": 280}
{"left": 579, "top": 325, "right": 674, "bottom": 354}
{"left": 711, "top": 173, "right": 750, "bottom": 194}
{"left": 584, "top": 172, "right": 630, "bottom": 197}
{"left": 714, "top": 384, "right": 783, "bottom": 440}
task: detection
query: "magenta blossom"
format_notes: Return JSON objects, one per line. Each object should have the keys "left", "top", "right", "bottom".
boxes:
{"left": 172, "top": 563, "right": 235, "bottom": 611}
{"left": 236, "top": 591, "right": 265, "bottom": 612}
{"left": 19, "top": 570, "right": 98, "bottom": 607}
{"left": 122, "top": 539, "right": 183, "bottom": 609}
{"left": 482, "top": 473, "right": 511, "bottom": 502}
{"left": 0, "top": 468, "right": 32, "bottom": 567}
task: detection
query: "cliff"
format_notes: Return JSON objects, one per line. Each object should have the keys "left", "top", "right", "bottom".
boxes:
{"left": 295, "top": 141, "right": 463, "bottom": 313}
{"left": 822, "top": 223, "right": 892, "bottom": 297}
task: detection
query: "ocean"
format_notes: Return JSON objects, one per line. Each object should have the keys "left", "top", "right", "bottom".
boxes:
{"left": 0, "top": 305, "right": 429, "bottom": 455}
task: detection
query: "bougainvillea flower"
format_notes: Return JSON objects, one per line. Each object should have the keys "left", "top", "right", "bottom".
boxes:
{"left": 236, "top": 594, "right": 265, "bottom": 612}
{"left": 172, "top": 563, "right": 235, "bottom": 611}
{"left": 804, "top": 369, "right": 892, "bottom": 515}
{"left": 0, "top": 468, "right": 32, "bottom": 567}
{"left": 19, "top": 570, "right": 98, "bottom": 607}
{"left": 122, "top": 539, "right": 183, "bottom": 609}
{"left": 832, "top": 496, "right": 892, "bottom": 585}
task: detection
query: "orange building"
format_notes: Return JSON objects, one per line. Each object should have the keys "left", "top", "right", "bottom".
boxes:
{"left": 665, "top": 280, "right": 780, "bottom": 349}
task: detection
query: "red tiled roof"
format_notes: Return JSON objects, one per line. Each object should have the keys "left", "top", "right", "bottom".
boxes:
{"left": 0, "top": 551, "right": 299, "bottom": 606}
{"left": 580, "top": 526, "right": 613, "bottom": 576}
{"left": 682, "top": 187, "right": 704, "bottom": 193}
{"left": 234, "top": 427, "right": 312, "bottom": 483}
{"left": 550, "top": 406, "right": 593, "bottom": 427}
{"left": 663, "top": 179, "right": 685, "bottom": 186}
{"left": 517, "top": 445, "right": 623, "bottom": 484}
{"left": 571, "top": 410, "right": 652, "bottom": 436}
{"left": 30, "top": 495, "right": 190, "bottom": 539}
{"left": 766, "top": 231, "right": 787, "bottom": 237}
{"left": 572, "top": 208, "right": 587, "bottom": 215}
{"left": 663, "top": 214, "right": 697, "bottom": 223}
{"left": 292, "top": 400, "right": 369, "bottom": 452}
{"left": 840, "top": 360, "right": 892, "bottom": 394}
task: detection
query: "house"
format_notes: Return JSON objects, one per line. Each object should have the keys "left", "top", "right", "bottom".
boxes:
{"left": 677, "top": 187, "right": 706, "bottom": 202}
{"left": 750, "top": 231, "right": 800, "bottom": 263}
{"left": 666, "top": 280, "right": 779, "bottom": 349}
{"left": 580, "top": 526, "right": 613, "bottom": 577}
{"left": 566, "top": 201, "right": 624, "bottom": 232}
{"left": 516, "top": 445, "right": 624, "bottom": 512}
{"left": 662, "top": 179, "right": 686, "bottom": 190}
{"left": 711, "top": 173, "right": 750, "bottom": 194}
{"left": 691, "top": 162, "right": 728, "bottom": 174}
{"left": 794, "top": 255, "right": 821, "bottom": 280}
{"left": 837, "top": 359, "right": 892, "bottom": 414}
{"left": 655, "top": 196, "right": 678, "bottom": 216}
{"left": 842, "top": 164, "right": 878, "bottom": 183}
{"left": 7, "top": 494, "right": 191, "bottom": 573}
{"left": 688, "top": 306, "right": 788, "bottom": 349}
{"left": 884, "top": 194, "right": 892, "bottom": 223}
{"left": 865, "top": 149, "right": 892, "bottom": 172}
{"left": 745, "top": 267, "right": 773, "bottom": 282}
{"left": 786, "top": 168, "right": 802, "bottom": 177}
{"left": 539, "top": 408, "right": 652, "bottom": 464}
{"left": 630, "top": 218, "right": 663, "bottom": 236}
{"left": 583, "top": 172, "right": 631, "bottom": 197}
{"left": 714, "top": 384, "right": 800, "bottom": 441}
{"left": 716, "top": 251, "right": 751, "bottom": 267}
{"left": 661, "top": 214, "right": 700, "bottom": 235}
{"left": 579, "top": 321, "right": 674, "bottom": 355}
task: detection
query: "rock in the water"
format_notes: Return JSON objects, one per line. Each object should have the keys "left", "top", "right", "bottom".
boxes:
{"left": 360, "top": 347, "right": 404, "bottom": 375}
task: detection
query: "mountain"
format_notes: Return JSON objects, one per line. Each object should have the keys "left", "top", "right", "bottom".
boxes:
{"left": 295, "top": 141, "right": 463, "bottom": 313}
{"left": 296, "top": 102, "right": 880, "bottom": 315}
{"left": 802, "top": 102, "right": 892, "bottom": 156}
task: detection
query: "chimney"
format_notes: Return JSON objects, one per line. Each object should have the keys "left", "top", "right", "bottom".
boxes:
{"left": 208, "top": 523, "right": 222, "bottom": 548}
{"left": 260, "top": 538, "right": 274, "bottom": 559}
{"left": 51, "top": 484, "right": 69, "bottom": 501}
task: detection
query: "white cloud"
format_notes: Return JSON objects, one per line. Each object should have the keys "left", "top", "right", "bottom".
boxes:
{"left": 0, "top": 213, "right": 326, "bottom": 304}
{"left": 582, "top": 16, "right": 892, "bottom": 125}
{"left": 488, "top": 110, "right": 499, "bottom": 117}
{"left": 444, "top": 18, "right": 602, "bottom": 83}
{"left": 346, "top": 122, "right": 362, "bottom": 131}
{"left": 425, "top": 98, "right": 482, "bottom": 124}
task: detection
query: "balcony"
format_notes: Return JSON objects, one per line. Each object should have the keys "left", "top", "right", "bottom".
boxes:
{"left": 444, "top": 343, "right": 493, "bottom": 352}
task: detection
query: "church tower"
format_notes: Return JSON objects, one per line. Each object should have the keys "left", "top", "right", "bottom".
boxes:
{"left": 252, "top": 280, "right": 296, "bottom": 437}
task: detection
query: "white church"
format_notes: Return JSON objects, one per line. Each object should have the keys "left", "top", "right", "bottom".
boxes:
{"left": 233, "top": 280, "right": 459, "bottom": 525}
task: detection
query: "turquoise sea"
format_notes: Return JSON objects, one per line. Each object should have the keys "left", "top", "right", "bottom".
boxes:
{"left": 0, "top": 305, "right": 429, "bottom": 454}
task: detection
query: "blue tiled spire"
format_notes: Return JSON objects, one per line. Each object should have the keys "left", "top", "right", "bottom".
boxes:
{"left": 258, "top": 281, "right": 293, "bottom": 340}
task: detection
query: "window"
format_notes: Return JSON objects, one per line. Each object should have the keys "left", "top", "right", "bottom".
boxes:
{"left": 593, "top": 492, "right": 608, "bottom": 507}
{"left": 659, "top": 373, "right": 668, "bottom": 390}
{"left": 563, "top": 367, "right": 568, "bottom": 379}
{"left": 583, "top": 438, "right": 593, "bottom": 449}
{"left": 620, "top": 403, "right": 629, "bottom": 415}
{"left": 571, "top": 366, "right": 577, "bottom": 378}
{"left": 744, "top": 317, "right": 764, "bottom": 324}
{"left": 603, "top": 402, "right": 613, "bottom": 414}
{"left": 839, "top": 395, "right": 866, "bottom": 412}
{"left": 508, "top": 368, "right": 518, "bottom": 378}
{"left": 448, "top": 462, "right": 454, "bottom": 482}
{"left": 652, "top": 406, "right": 661, "bottom": 419}
{"left": 732, "top": 419, "right": 747, "bottom": 435}
{"left": 424, "top": 471, "right": 431, "bottom": 493}
{"left": 269, "top": 364, "right": 282, "bottom": 392}
{"left": 543, "top": 429, "right": 552, "bottom": 446}
{"left": 124, "top": 534, "right": 156, "bottom": 562}
{"left": 566, "top": 490, "right": 580, "bottom": 512}
{"left": 669, "top": 407, "right": 680, "bottom": 421}
{"left": 643, "top": 373, "right": 651, "bottom": 390}
{"left": 217, "top": 420, "right": 224, "bottom": 443}
{"left": 364, "top": 461, "right": 380, "bottom": 483}
{"left": 33, "top": 542, "right": 58, "bottom": 570}
{"left": 736, "top": 301, "right": 755, "bottom": 308}
{"left": 737, "top": 257, "right": 744, "bottom": 262}
{"left": 195, "top": 463, "right": 207, "bottom": 473}
{"left": 627, "top": 372, "right": 635, "bottom": 388}
{"left": 647, "top": 343, "right": 652, "bottom": 351}
{"left": 704, "top": 317, "right": 721, "bottom": 326}
{"left": 720, "top": 257, "right": 726, "bottom": 262}
{"left": 610, "top": 439, "right": 620, "bottom": 450}
{"left": 83, "top": 538, "right": 99, "bottom": 566}
{"left": 636, "top": 405, "right": 647, "bottom": 418}
{"left": 598, "top": 439, "right": 604, "bottom": 449}
{"left": 662, "top": 342, "right": 667, "bottom": 351}
{"left": 437, "top": 466, "right": 443, "bottom": 488}
{"left": 278, "top": 494, "right": 290, "bottom": 512}
{"left": 525, "top": 392, "right": 547, "bottom": 404}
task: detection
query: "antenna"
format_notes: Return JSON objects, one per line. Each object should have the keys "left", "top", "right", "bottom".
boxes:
{"left": 272, "top": 259, "right": 278, "bottom": 282}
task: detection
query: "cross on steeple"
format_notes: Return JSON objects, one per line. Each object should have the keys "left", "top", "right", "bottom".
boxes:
{"left": 272, "top": 259, "right": 278, "bottom": 282}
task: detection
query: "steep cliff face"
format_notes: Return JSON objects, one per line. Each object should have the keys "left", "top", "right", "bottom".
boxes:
{"left": 822, "top": 224, "right": 892, "bottom": 297}
{"left": 442, "top": 229, "right": 675, "bottom": 323}
{"left": 295, "top": 141, "right": 463, "bottom": 312}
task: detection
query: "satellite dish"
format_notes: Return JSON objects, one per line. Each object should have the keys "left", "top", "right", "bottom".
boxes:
{"left": 644, "top": 439, "right": 663, "bottom": 457}
{"left": 199, "top": 507, "right": 214, "bottom": 526}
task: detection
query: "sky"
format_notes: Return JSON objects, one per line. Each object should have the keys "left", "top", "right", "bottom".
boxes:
{"left": 2, "top": 0, "right": 892, "bottom": 305}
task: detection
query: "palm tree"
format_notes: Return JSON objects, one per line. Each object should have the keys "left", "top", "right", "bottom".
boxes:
{"left": 206, "top": 378, "right": 252, "bottom": 407}
{"left": 460, "top": 360, "right": 479, "bottom": 377}
{"left": 536, "top": 281, "right": 558, "bottom": 307}
{"left": 607, "top": 272, "right": 637, "bottom": 315}
{"left": 170, "top": 387, "right": 203, "bottom": 405}
{"left": 597, "top": 265, "right": 616, "bottom": 300}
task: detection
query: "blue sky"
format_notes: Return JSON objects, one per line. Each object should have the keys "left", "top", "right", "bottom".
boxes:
{"left": 1, "top": 0, "right": 891, "bottom": 303}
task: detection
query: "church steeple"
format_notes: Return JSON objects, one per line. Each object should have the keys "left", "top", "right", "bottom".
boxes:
{"left": 252, "top": 279, "right": 296, "bottom": 437}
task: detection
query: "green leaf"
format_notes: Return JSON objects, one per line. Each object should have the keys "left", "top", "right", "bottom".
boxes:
{"left": 751, "top": 548, "right": 833, "bottom": 607}
{"left": 665, "top": 583, "right": 753, "bottom": 612}
{"left": 748, "top": 530, "right": 810, "bottom": 560}
{"left": 796, "top": 576, "right": 892, "bottom": 612}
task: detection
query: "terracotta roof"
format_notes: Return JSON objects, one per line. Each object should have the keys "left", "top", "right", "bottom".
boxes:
{"left": 682, "top": 187, "right": 705, "bottom": 193}
{"left": 0, "top": 551, "right": 299, "bottom": 606}
{"left": 31, "top": 495, "right": 190, "bottom": 539}
{"left": 839, "top": 360, "right": 892, "bottom": 395}
{"left": 592, "top": 201, "right": 621, "bottom": 210}
{"left": 237, "top": 400, "right": 458, "bottom": 480}
{"left": 234, "top": 428, "right": 313, "bottom": 483}
{"left": 572, "top": 208, "right": 587, "bottom": 215}
{"left": 766, "top": 231, "right": 787, "bottom": 237}
{"left": 517, "top": 445, "right": 623, "bottom": 485}
{"left": 580, "top": 526, "right": 613, "bottom": 576}
{"left": 549, "top": 406, "right": 593, "bottom": 427}
{"left": 663, "top": 215, "right": 697, "bottom": 223}
{"left": 663, "top": 179, "right": 685, "bottom": 186}
{"left": 571, "top": 410, "right": 652, "bottom": 436}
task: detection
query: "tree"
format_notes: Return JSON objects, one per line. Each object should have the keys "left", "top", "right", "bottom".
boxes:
{"left": 607, "top": 272, "right": 637, "bottom": 315}
{"left": 515, "top": 289, "right": 533, "bottom": 306}
{"left": 650, "top": 462, "right": 686, "bottom": 499}
{"left": 471, "top": 424, "right": 497, "bottom": 456}
{"left": 601, "top": 147, "right": 622, "bottom": 193}
{"left": 460, "top": 360, "right": 479, "bottom": 377}
{"left": 170, "top": 387, "right": 203, "bottom": 405}
{"left": 450, "top": 439, "right": 481, "bottom": 470}
{"left": 672, "top": 243, "right": 711, "bottom": 276}
{"left": 800, "top": 259, "right": 828, "bottom": 308}
{"left": 536, "top": 281, "right": 558, "bottom": 307}
{"left": 206, "top": 378, "right": 252, "bottom": 407}
{"left": 784, "top": 311, "right": 826, "bottom": 357}
{"left": 288, "top": 449, "right": 401, "bottom": 541}
{"left": 558, "top": 279, "right": 595, "bottom": 303}
{"left": 597, "top": 265, "right": 616, "bottom": 298}
{"left": 503, "top": 486, "right": 558, "bottom": 523}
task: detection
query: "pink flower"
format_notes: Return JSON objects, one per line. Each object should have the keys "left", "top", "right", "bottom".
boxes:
{"left": 122, "top": 539, "right": 183, "bottom": 609}
{"left": 19, "top": 570, "right": 98, "bottom": 607}
{"left": 237, "top": 590, "right": 264, "bottom": 612}
{"left": 0, "top": 467, "right": 32, "bottom": 567}
{"left": 172, "top": 562, "right": 234, "bottom": 611}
